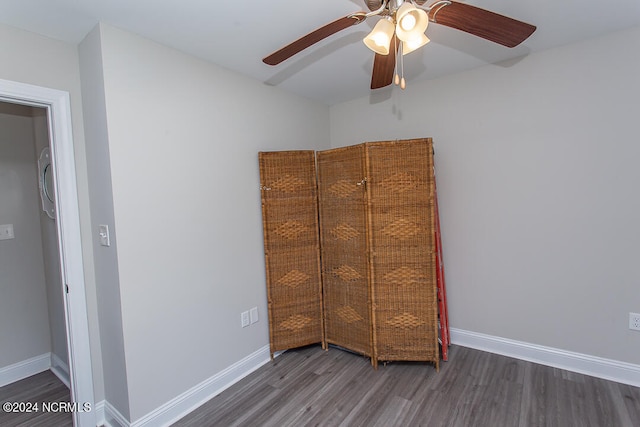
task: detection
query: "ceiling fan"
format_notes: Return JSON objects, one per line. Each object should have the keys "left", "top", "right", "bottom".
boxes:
{"left": 263, "top": 0, "right": 536, "bottom": 90}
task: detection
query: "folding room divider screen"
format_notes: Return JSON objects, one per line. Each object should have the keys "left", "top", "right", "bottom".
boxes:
{"left": 259, "top": 138, "right": 439, "bottom": 370}
{"left": 259, "top": 151, "right": 324, "bottom": 353}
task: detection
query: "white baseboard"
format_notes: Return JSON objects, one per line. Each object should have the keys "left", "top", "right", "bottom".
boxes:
{"left": 126, "top": 344, "right": 273, "bottom": 427}
{"left": 450, "top": 328, "right": 640, "bottom": 387}
{"left": 0, "top": 353, "right": 50, "bottom": 387}
{"left": 102, "top": 400, "right": 129, "bottom": 427}
{"left": 50, "top": 352, "right": 70, "bottom": 389}
{"left": 94, "top": 400, "right": 106, "bottom": 427}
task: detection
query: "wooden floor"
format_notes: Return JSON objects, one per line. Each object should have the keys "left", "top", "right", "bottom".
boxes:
{"left": 0, "top": 370, "right": 72, "bottom": 427}
{"left": 172, "top": 344, "right": 640, "bottom": 427}
{"left": 2, "top": 346, "right": 639, "bottom": 426}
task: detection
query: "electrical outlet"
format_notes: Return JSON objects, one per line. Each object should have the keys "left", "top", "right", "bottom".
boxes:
{"left": 241, "top": 311, "right": 250, "bottom": 328}
{"left": 630, "top": 313, "right": 640, "bottom": 331}
{"left": 250, "top": 307, "right": 259, "bottom": 324}
{"left": 0, "top": 224, "right": 15, "bottom": 241}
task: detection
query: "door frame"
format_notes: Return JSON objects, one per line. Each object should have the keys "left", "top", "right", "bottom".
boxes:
{"left": 0, "top": 78, "right": 96, "bottom": 427}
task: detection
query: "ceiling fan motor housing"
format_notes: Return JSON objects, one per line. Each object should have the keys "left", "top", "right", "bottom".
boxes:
{"left": 366, "top": 0, "right": 383, "bottom": 11}
{"left": 366, "top": 0, "right": 429, "bottom": 12}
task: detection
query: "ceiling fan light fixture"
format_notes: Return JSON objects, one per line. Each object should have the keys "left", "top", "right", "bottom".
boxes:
{"left": 400, "top": 14, "right": 416, "bottom": 32}
{"left": 363, "top": 17, "right": 395, "bottom": 55}
{"left": 395, "top": 3, "right": 428, "bottom": 43}
{"left": 403, "top": 33, "right": 430, "bottom": 55}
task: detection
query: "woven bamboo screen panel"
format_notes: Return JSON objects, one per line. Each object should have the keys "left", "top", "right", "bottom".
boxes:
{"left": 259, "top": 151, "right": 324, "bottom": 355}
{"left": 317, "top": 144, "right": 373, "bottom": 357}
{"left": 365, "top": 139, "right": 439, "bottom": 368}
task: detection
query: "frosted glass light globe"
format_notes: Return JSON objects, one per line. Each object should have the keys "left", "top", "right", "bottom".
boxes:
{"left": 400, "top": 14, "right": 416, "bottom": 31}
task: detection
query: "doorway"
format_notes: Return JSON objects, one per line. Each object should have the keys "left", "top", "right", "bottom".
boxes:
{"left": 0, "top": 79, "right": 95, "bottom": 427}
{"left": 0, "top": 101, "right": 70, "bottom": 386}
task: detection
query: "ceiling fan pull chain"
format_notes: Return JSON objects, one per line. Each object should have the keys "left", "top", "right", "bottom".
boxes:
{"left": 400, "top": 43, "right": 406, "bottom": 90}
{"left": 394, "top": 36, "right": 401, "bottom": 85}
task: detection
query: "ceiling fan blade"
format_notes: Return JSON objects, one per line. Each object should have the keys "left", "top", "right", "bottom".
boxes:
{"left": 371, "top": 35, "right": 398, "bottom": 89}
{"left": 263, "top": 13, "right": 366, "bottom": 66}
{"left": 429, "top": 2, "right": 536, "bottom": 48}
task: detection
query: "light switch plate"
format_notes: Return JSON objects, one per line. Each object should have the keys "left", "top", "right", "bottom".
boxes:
{"left": 98, "top": 225, "right": 110, "bottom": 247}
{"left": 0, "top": 224, "right": 15, "bottom": 240}
{"left": 241, "top": 311, "right": 250, "bottom": 328}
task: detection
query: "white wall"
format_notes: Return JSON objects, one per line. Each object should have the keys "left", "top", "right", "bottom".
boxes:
{"left": 0, "top": 108, "right": 51, "bottom": 368}
{"left": 330, "top": 26, "right": 640, "bottom": 365}
{"left": 0, "top": 22, "right": 104, "bottom": 402}
{"left": 78, "top": 26, "right": 131, "bottom": 422}
{"left": 92, "top": 24, "right": 331, "bottom": 421}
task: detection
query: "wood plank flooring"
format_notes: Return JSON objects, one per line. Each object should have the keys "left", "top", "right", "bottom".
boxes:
{"left": 2, "top": 346, "right": 638, "bottom": 426}
{"left": 172, "top": 344, "right": 640, "bottom": 427}
{"left": 0, "top": 370, "right": 72, "bottom": 427}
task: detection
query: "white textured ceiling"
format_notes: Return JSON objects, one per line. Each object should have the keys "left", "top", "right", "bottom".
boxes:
{"left": 1, "top": 0, "right": 639, "bottom": 105}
